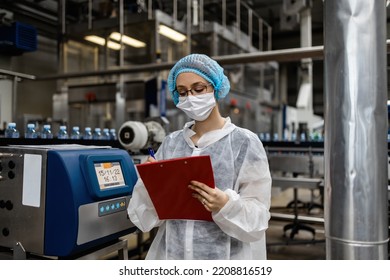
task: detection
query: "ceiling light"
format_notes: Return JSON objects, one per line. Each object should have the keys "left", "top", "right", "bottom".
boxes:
{"left": 106, "top": 41, "right": 121, "bottom": 50}
{"left": 84, "top": 35, "right": 122, "bottom": 50}
{"left": 85, "top": 35, "right": 105, "bottom": 46}
{"left": 158, "top": 25, "right": 186, "bottom": 42}
{"left": 110, "top": 32, "right": 146, "bottom": 48}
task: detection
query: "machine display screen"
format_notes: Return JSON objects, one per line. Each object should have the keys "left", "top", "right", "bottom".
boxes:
{"left": 94, "top": 162, "right": 126, "bottom": 190}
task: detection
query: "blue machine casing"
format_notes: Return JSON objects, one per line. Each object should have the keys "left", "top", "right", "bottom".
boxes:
{"left": 44, "top": 148, "right": 138, "bottom": 257}
{"left": 0, "top": 22, "right": 37, "bottom": 55}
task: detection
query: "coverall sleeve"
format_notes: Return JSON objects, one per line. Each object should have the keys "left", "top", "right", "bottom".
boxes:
{"left": 127, "top": 178, "right": 163, "bottom": 232}
{"left": 212, "top": 136, "right": 272, "bottom": 242}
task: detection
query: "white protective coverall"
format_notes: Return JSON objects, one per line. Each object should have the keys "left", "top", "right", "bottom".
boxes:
{"left": 128, "top": 117, "right": 272, "bottom": 259}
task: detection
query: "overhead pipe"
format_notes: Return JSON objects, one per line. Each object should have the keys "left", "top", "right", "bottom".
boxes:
{"left": 37, "top": 46, "right": 323, "bottom": 80}
{"left": 37, "top": 37, "right": 390, "bottom": 81}
{"left": 324, "top": 0, "right": 388, "bottom": 259}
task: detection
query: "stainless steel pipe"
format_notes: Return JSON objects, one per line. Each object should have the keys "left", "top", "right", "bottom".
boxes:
{"left": 324, "top": 0, "right": 388, "bottom": 259}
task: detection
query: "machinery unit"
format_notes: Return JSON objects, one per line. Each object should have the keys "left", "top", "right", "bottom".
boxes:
{"left": 0, "top": 21, "right": 37, "bottom": 55}
{"left": 118, "top": 119, "right": 167, "bottom": 152}
{"left": 0, "top": 145, "right": 138, "bottom": 258}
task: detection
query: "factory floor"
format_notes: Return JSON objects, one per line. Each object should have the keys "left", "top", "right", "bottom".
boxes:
{"left": 266, "top": 220, "right": 326, "bottom": 260}
{"left": 266, "top": 187, "right": 326, "bottom": 260}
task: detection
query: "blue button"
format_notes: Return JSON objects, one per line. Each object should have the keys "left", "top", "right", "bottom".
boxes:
{"left": 105, "top": 205, "right": 110, "bottom": 211}
{"left": 100, "top": 206, "right": 105, "bottom": 213}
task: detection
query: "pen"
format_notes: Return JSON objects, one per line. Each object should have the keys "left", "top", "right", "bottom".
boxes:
{"left": 148, "top": 147, "right": 156, "bottom": 160}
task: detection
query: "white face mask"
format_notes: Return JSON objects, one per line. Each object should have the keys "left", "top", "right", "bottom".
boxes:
{"left": 176, "top": 92, "right": 216, "bottom": 121}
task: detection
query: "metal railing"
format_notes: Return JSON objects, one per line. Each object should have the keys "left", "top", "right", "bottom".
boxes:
{"left": 147, "top": 0, "right": 272, "bottom": 51}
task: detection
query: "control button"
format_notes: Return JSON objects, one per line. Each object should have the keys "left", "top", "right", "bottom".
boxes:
{"left": 2, "top": 228, "right": 9, "bottom": 237}
{"left": 98, "top": 198, "right": 127, "bottom": 217}
{"left": 5, "top": 200, "right": 13, "bottom": 210}
{"left": 0, "top": 200, "right": 5, "bottom": 209}
{"left": 8, "top": 161, "right": 15, "bottom": 169}
{"left": 8, "top": 171, "right": 15, "bottom": 179}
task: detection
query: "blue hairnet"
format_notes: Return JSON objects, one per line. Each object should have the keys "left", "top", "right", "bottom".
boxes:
{"left": 167, "top": 54, "right": 230, "bottom": 105}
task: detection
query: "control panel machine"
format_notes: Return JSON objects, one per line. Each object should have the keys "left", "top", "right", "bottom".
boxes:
{"left": 0, "top": 145, "right": 138, "bottom": 258}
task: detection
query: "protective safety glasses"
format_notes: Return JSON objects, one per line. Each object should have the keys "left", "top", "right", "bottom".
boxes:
{"left": 174, "top": 83, "right": 212, "bottom": 99}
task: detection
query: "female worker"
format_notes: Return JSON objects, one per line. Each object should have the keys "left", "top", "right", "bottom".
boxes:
{"left": 127, "top": 54, "right": 272, "bottom": 259}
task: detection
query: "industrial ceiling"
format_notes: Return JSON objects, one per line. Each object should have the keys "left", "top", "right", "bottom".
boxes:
{"left": 0, "top": 0, "right": 326, "bottom": 49}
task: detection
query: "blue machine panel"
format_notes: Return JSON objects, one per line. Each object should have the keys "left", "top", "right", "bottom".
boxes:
{"left": 44, "top": 148, "right": 138, "bottom": 257}
{"left": 0, "top": 22, "right": 37, "bottom": 55}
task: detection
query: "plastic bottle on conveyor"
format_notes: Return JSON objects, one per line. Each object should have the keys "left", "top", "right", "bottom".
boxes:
{"left": 83, "top": 127, "right": 93, "bottom": 140}
{"left": 101, "top": 128, "right": 110, "bottom": 140}
{"left": 57, "top": 125, "right": 69, "bottom": 139}
{"left": 92, "top": 128, "right": 102, "bottom": 140}
{"left": 109, "top": 128, "right": 117, "bottom": 140}
{"left": 40, "top": 124, "right": 53, "bottom": 139}
{"left": 25, "top": 123, "right": 38, "bottom": 139}
{"left": 70, "top": 126, "right": 81, "bottom": 139}
{"left": 4, "top": 122, "right": 20, "bottom": 138}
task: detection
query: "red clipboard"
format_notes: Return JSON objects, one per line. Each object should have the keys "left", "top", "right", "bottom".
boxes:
{"left": 136, "top": 155, "right": 215, "bottom": 221}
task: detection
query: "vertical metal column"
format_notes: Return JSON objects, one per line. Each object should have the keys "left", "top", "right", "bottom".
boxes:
{"left": 324, "top": 0, "right": 388, "bottom": 259}
{"left": 186, "top": 0, "right": 192, "bottom": 54}
{"left": 199, "top": 0, "right": 204, "bottom": 32}
{"left": 300, "top": 7, "right": 312, "bottom": 96}
{"left": 116, "top": 0, "right": 126, "bottom": 129}
{"left": 11, "top": 76, "right": 19, "bottom": 122}
{"left": 235, "top": 0, "right": 240, "bottom": 41}
{"left": 59, "top": 0, "right": 67, "bottom": 73}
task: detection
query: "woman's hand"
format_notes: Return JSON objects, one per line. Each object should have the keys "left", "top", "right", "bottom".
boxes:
{"left": 146, "top": 156, "right": 157, "bottom": 163}
{"left": 188, "top": 180, "right": 229, "bottom": 212}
